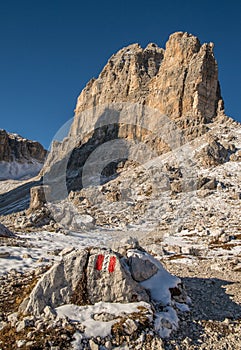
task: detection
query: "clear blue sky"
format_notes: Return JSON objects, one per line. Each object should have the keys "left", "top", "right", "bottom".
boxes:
{"left": 0, "top": 0, "right": 240, "bottom": 149}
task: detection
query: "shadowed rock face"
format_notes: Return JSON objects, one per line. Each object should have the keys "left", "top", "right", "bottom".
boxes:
{"left": 0, "top": 129, "right": 47, "bottom": 181}
{"left": 0, "top": 129, "right": 46, "bottom": 163}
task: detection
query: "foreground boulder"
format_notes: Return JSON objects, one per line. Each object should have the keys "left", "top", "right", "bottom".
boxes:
{"left": 14, "top": 239, "right": 190, "bottom": 344}
{"left": 21, "top": 240, "right": 184, "bottom": 318}
{"left": 22, "top": 246, "right": 150, "bottom": 316}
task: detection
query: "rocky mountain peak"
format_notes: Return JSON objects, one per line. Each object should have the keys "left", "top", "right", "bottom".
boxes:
{"left": 147, "top": 31, "right": 223, "bottom": 124}
{"left": 164, "top": 31, "right": 201, "bottom": 61}
{"left": 0, "top": 32, "right": 233, "bottom": 214}
{"left": 0, "top": 129, "right": 46, "bottom": 163}
{"left": 72, "top": 31, "right": 224, "bottom": 135}
{"left": 39, "top": 32, "right": 228, "bottom": 196}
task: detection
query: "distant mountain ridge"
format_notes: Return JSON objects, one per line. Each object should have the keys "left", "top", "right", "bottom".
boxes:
{"left": 0, "top": 129, "right": 47, "bottom": 180}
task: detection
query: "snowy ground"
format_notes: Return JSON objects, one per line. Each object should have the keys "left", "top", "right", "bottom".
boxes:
{"left": 1, "top": 222, "right": 241, "bottom": 276}
{"left": 0, "top": 230, "right": 111, "bottom": 275}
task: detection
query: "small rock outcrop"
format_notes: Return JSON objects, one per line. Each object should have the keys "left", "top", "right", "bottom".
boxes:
{"left": 0, "top": 223, "right": 15, "bottom": 238}
{"left": 195, "top": 137, "right": 230, "bottom": 167}
{"left": 28, "top": 185, "right": 50, "bottom": 211}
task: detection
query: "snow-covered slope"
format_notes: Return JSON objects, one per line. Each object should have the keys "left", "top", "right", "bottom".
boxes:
{"left": 0, "top": 160, "right": 44, "bottom": 180}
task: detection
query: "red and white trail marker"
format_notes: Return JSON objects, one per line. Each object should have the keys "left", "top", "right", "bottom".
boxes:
{"left": 95, "top": 254, "right": 116, "bottom": 273}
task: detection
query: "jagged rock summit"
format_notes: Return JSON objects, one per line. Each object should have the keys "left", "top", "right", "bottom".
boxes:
{"left": 43, "top": 31, "right": 225, "bottom": 197}
{"left": 71, "top": 31, "right": 224, "bottom": 134}
{"left": 0, "top": 129, "right": 47, "bottom": 180}
{"left": 1, "top": 31, "right": 239, "bottom": 227}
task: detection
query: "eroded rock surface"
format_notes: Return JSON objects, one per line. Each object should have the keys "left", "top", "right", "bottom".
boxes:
{"left": 28, "top": 185, "right": 50, "bottom": 211}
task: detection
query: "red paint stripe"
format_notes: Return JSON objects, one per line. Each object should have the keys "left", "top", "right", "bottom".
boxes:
{"left": 108, "top": 256, "right": 116, "bottom": 273}
{"left": 95, "top": 254, "right": 104, "bottom": 270}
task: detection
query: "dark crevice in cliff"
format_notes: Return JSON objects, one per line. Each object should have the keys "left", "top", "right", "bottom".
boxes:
{"left": 178, "top": 68, "right": 188, "bottom": 118}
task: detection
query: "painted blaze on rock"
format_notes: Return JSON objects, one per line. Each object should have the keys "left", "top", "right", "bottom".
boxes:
{"left": 95, "top": 254, "right": 116, "bottom": 273}
{"left": 21, "top": 246, "right": 150, "bottom": 316}
{"left": 86, "top": 248, "right": 149, "bottom": 305}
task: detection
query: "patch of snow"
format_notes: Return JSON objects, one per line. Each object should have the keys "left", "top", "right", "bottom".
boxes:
{"left": 168, "top": 257, "right": 197, "bottom": 265}
{"left": 155, "top": 306, "right": 179, "bottom": 338}
{"left": 75, "top": 214, "right": 94, "bottom": 227}
{"left": 0, "top": 179, "right": 31, "bottom": 194}
{"left": 56, "top": 301, "right": 151, "bottom": 338}
{"left": 163, "top": 235, "right": 193, "bottom": 247}
{"left": 175, "top": 302, "right": 190, "bottom": 312}
{"left": 127, "top": 249, "right": 180, "bottom": 304}
{"left": 71, "top": 332, "right": 84, "bottom": 350}
{"left": 206, "top": 244, "right": 241, "bottom": 259}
